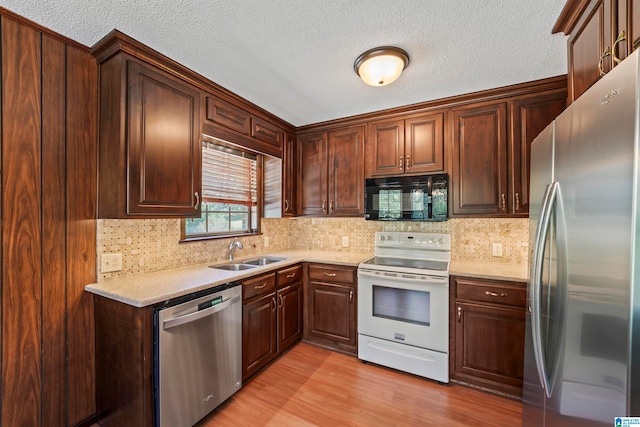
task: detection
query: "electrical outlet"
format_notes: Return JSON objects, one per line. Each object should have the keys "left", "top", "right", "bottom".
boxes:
{"left": 101, "top": 253, "right": 123, "bottom": 273}
{"left": 342, "top": 236, "right": 349, "bottom": 248}
{"left": 264, "top": 236, "right": 270, "bottom": 248}
{"left": 492, "top": 243, "right": 503, "bottom": 257}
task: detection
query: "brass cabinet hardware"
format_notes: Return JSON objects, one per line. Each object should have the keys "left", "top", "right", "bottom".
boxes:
{"left": 194, "top": 192, "right": 200, "bottom": 210}
{"left": 399, "top": 156, "right": 403, "bottom": 170}
{"left": 485, "top": 290, "right": 508, "bottom": 297}
{"left": 323, "top": 272, "right": 337, "bottom": 277}
{"left": 457, "top": 306, "right": 462, "bottom": 322}
{"left": 284, "top": 199, "right": 290, "bottom": 212}
{"left": 286, "top": 273, "right": 296, "bottom": 279}
{"left": 254, "top": 283, "right": 267, "bottom": 290}
{"left": 278, "top": 294, "right": 284, "bottom": 308}
{"left": 322, "top": 199, "right": 327, "bottom": 212}
{"left": 515, "top": 193, "right": 520, "bottom": 211}
{"left": 330, "top": 199, "right": 334, "bottom": 212}
{"left": 501, "top": 194, "right": 506, "bottom": 211}
{"left": 599, "top": 47, "right": 612, "bottom": 76}
{"left": 271, "top": 297, "right": 276, "bottom": 311}
{"left": 349, "top": 290, "right": 353, "bottom": 303}
{"left": 613, "top": 31, "right": 627, "bottom": 64}
{"left": 406, "top": 155, "right": 410, "bottom": 170}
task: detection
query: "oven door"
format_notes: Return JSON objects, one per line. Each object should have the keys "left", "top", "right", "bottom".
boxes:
{"left": 357, "top": 268, "right": 448, "bottom": 353}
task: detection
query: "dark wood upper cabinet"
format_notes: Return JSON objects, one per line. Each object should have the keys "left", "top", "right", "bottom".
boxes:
{"left": 509, "top": 90, "right": 567, "bottom": 216}
{"left": 252, "top": 116, "right": 283, "bottom": 147}
{"left": 555, "top": 0, "right": 640, "bottom": 103}
{"left": 92, "top": 32, "right": 202, "bottom": 218}
{"left": 297, "top": 126, "right": 364, "bottom": 217}
{"left": 366, "top": 112, "right": 445, "bottom": 177}
{"left": 451, "top": 102, "right": 509, "bottom": 216}
{"left": 283, "top": 132, "right": 297, "bottom": 216}
{"left": 206, "top": 96, "right": 251, "bottom": 135}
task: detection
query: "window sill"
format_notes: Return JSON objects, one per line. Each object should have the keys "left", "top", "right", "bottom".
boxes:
{"left": 179, "top": 231, "right": 261, "bottom": 243}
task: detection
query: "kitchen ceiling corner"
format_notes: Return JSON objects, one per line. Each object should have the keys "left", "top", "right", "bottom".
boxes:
{"left": 1, "top": 0, "right": 568, "bottom": 126}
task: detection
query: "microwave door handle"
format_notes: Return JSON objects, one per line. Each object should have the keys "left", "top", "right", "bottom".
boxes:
{"left": 529, "top": 181, "right": 558, "bottom": 396}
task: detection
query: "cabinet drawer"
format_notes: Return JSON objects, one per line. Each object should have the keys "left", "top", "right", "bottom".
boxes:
{"left": 242, "top": 273, "right": 276, "bottom": 301}
{"left": 308, "top": 264, "right": 355, "bottom": 284}
{"left": 455, "top": 278, "right": 526, "bottom": 307}
{"left": 251, "top": 117, "right": 282, "bottom": 147}
{"left": 277, "top": 265, "right": 302, "bottom": 287}
{"left": 206, "top": 96, "right": 251, "bottom": 135}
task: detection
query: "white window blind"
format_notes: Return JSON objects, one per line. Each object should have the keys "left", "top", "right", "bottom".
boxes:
{"left": 202, "top": 141, "right": 257, "bottom": 206}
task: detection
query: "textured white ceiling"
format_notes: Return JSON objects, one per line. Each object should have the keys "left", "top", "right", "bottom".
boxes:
{"left": 1, "top": 0, "right": 568, "bottom": 126}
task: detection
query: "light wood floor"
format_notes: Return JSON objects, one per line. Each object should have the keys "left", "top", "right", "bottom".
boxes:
{"left": 198, "top": 342, "right": 522, "bottom": 426}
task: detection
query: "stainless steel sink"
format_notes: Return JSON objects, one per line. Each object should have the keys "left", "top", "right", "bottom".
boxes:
{"left": 209, "top": 263, "right": 257, "bottom": 271}
{"left": 243, "top": 256, "right": 287, "bottom": 266}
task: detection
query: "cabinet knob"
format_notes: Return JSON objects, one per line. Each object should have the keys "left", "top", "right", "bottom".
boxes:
{"left": 501, "top": 194, "right": 506, "bottom": 211}
{"left": 399, "top": 156, "right": 403, "bottom": 170}
{"left": 349, "top": 290, "right": 353, "bottom": 303}
{"left": 613, "top": 31, "right": 627, "bottom": 65}
{"left": 515, "top": 193, "right": 520, "bottom": 212}
{"left": 599, "top": 47, "right": 612, "bottom": 76}
{"left": 194, "top": 192, "right": 200, "bottom": 210}
{"left": 457, "top": 306, "right": 462, "bottom": 322}
{"left": 405, "top": 155, "right": 410, "bottom": 170}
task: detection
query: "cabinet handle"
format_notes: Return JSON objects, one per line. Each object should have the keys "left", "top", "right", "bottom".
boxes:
{"left": 271, "top": 297, "right": 276, "bottom": 311}
{"left": 501, "top": 194, "right": 506, "bottom": 211}
{"left": 323, "top": 272, "right": 337, "bottom": 277}
{"left": 330, "top": 199, "right": 334, "bottom": 212}
{"left": 457, "top": 306, "right": 462, "bottom": 322}
{"left": 284, "top": 199, "right": 290, "bottom": 212}
{"left": 194, "top": 192, "right": 200, "bottom": 210}
{"left": 485, "top": 290, "right": 508, "bottom": 297}
{"left": 254, "top": 282, "right": 267, "bottom": 290}
{"left": 399, "top": 156, "right": 403, "bottom": 170}
{"left": 322, "top": 199, "right": 327, "bottom": 213}
{"left": 613, "top": 31, "right": 627, "bottom": 65}
{"left": 515, "top": 193, "right": 520, "bottom": 212}
{"left": 599, "top": 47, "right": 612, "bottom": 76}
{"left": 406, "top": 155, "right": 410, "bottom": 170}
{"left": 278, "top": 294, "right": 284, "bottom": 308}
{"left": 349, "top": 290, "right": 353, "bottom": 303}
{"left": 286, "top": 273, "right": 296, "bottom": 279}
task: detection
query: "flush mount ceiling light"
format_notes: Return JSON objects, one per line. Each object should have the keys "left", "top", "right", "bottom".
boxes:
{"left": 354, "top": 46, "right": 410, "bottom": 87}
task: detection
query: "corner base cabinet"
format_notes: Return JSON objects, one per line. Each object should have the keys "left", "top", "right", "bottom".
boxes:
{"left": 450, "top": 275, "right": 526, "bottom": 398}
{"left": 304, "top": 263, "right": 357, "bottom": 355}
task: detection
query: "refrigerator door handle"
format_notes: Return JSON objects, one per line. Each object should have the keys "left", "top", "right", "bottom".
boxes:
{"left": 529, "top": 181, "right": 559, "bottom": 397}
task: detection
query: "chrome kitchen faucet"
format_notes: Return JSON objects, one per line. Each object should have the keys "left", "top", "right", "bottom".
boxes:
{"left": 228, "top": 238, "right": 243, "bottom": 260}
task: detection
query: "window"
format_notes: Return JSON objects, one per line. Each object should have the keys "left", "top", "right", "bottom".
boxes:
{"left": 183, "top": 139, "right": 260, "bottom": 239}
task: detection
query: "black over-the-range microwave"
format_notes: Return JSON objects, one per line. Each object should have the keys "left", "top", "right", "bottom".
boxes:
{"left": 364, "top": 174, "right": 448, "bottom": 221}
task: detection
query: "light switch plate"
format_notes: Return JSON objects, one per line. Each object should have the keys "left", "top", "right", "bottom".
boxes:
{"left": 101, "top": 253, "right": 123, "bottom": 273}
{"left": 264, "top": 236, "right": 270, "bottom": 248}
{"left": 492, "top": 243, "right": 503, "bottom": 257}
{"left": 342, "top": 236, "right": 349, "bottom": 247}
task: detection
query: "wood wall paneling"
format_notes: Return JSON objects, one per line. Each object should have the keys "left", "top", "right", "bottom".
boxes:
{"left": 41, "top": 33, "right": 68, "bottom": 427}
{"left": 66, "top": 43, "right": 98, "bottom": 425}
{"left": 1, "top": 16, "right": 43, "bottom": 427}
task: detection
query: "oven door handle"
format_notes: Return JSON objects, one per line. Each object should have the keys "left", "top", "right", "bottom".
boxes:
{"left": 357, "top": 269, "right": 448, "bottom": 286}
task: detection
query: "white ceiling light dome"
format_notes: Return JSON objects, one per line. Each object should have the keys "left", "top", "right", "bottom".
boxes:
{"left": 354, "top": 46, "right": 410, "bottom": 87}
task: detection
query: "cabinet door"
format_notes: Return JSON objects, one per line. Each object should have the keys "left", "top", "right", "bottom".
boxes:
{"left": 242, "top": 292, "right": 277, "bottom": 380}
{"left": 277, "top": 282, "right": 303, "bottom": 353}
{"left": 510, "top": 91, "right": 566, "bottom": 216}
{"left": 405, "top": 112, "right": 445, "bottom": 174}
{"left": 616, "top": 0, "right": 640, "bottom": 60}
{"left": 568, "top": 0, "right": 613, "bottom": 102}
{"left": 283, "top": 132, "right": 296, "bottom": 216}
{"left": 297, "top": 132, "right": 327, "bottom": 215}
{"left": 307, "top": 281, "right": 356, "bottom": 352}
{"left": 451, "top": 102, "right": 508, "bottom": 216}
{"left": 367, "top": 119, "right": 405, "bottom": 176}
{"left": 327, "top": 126, "right": 364, "bottom": 216}
{"left": 127, "top": 60, "right": 201, "bottom": 216}
{"left": 454, "top": 301, "right": 525, "bottom": 395}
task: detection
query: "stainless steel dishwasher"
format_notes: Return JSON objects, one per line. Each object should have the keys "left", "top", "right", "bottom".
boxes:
{"left": 155, "top": 283, "right": 242, "bottom": 427}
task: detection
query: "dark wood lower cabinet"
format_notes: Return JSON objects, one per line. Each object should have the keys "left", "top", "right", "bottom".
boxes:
{"left": 304, "top": 264, "right": 357, "bottom": 355}
{"left": 450, "top": 276, "right": 526, "bottom": 398}
{"left": 242, "top": 291, "right": 278, "bottom": 380}
{"left": 277, "top": 282, "right": 303, "bottom": 353}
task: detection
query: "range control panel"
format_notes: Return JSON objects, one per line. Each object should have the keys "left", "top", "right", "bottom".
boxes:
{"left": 375, "top": 231, "right": 451, "bottom": 251}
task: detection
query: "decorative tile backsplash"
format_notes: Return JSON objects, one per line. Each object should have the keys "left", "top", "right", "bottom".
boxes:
{"left": 96, "top": 217, "right": 528, "bottom": 281}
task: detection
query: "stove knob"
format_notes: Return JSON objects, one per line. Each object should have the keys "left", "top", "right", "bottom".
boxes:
{"left": 438, "top": 238, "right": 444, "bottom": 244}
{"left": 428, "top": 239, "right": 433, "bottom": 244}
{"left": 380, "top": 235, "right": 386, "bottom": 241}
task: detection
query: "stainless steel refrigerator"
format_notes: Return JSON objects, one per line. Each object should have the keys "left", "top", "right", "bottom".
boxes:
{"left": 524, "top": 49, "right": 640, "bottom": 426}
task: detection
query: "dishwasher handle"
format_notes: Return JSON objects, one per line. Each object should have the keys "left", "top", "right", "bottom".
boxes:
{"left": 162, "top": 295, "right": 241, "bottom": 330}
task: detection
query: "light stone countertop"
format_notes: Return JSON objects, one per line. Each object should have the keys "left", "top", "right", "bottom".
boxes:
{"left": 85, "top": 250, "right": 374, "bottom": 308}
{"left": 450, "top": 260, "right": 529, "bottom": 283}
